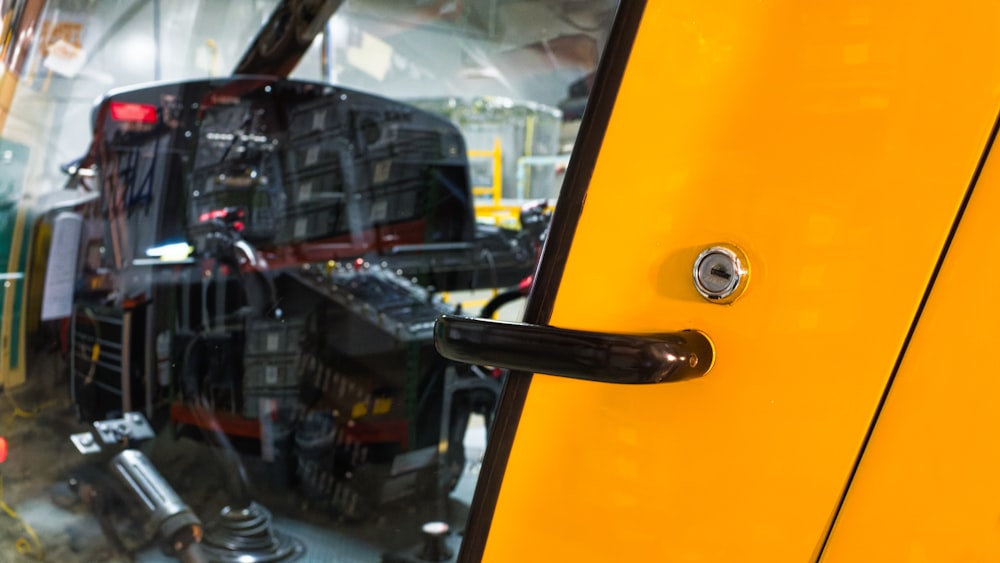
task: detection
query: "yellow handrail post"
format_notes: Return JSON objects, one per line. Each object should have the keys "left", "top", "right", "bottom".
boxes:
{"left": 490, "top": 136, "right": 502, "bottom": 206}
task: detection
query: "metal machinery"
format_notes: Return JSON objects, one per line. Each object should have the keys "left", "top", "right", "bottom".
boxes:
{"left": 0, "top": 0, "right": 573, "bottom": 560}
{"left": 45, "top": 76, "right": 540, "bottom": 562}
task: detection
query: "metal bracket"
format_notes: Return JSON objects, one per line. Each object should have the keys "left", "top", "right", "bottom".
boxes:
{"left": 71, "top": 412, "right": 156, "bottom": 455}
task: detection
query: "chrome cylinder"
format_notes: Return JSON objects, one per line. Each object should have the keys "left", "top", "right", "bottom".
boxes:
{"left": 110, "top": 449, "right": 203, "bottom": 554}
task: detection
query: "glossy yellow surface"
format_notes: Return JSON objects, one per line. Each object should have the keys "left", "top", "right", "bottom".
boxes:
{"left": 481, "top": 2, "right": 1000, "bottom": 561}
{"left": 820, "top": 117, "right": 1000, "bottom": 562}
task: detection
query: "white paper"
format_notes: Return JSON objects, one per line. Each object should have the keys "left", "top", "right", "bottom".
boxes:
{"left": 43, "top": 39, "right": 86, "bottom": 78}
{"left": 41, "top": 212, "right": 83, "bottom": 320}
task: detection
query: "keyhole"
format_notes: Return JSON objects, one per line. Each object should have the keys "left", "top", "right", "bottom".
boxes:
{"left": 710, "top": 266, "right": 732, "bottom": 280}
{"left": 693, "top": 244, "right": 749, "bottom": 304}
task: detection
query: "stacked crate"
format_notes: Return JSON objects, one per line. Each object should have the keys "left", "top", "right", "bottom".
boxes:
{"left": 241, "top": 317, "right": 306, "bottom": 419}
{"left": 280, "top": 99, "right": 354, "bottom": 244}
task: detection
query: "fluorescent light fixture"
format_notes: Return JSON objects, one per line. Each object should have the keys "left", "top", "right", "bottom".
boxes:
{"left": 145, "top": 242, "right": 193, "bottom": 260}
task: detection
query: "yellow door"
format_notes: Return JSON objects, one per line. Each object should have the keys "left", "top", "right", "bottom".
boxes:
{"left": 819, "top": 98, "right": 1000, "bottom": 563}
{"left": 438, "top": 1, "right": 1000, "bottom": 560}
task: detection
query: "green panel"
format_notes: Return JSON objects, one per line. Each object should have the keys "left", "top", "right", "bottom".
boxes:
{"left": 0, "top": 139, "right": 31, "bottom": 374}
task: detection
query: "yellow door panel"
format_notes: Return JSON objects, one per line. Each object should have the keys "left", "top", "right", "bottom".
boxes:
{"left": 820, "top": 111, "right": 1000, "bottom": 562}
{"left": 478, "top": 1, "right": 1000, "bottom": 561}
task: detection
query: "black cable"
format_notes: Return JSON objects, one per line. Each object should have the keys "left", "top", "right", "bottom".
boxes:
{"left": 479, "top": 286, "right": 523, "bottom": 320}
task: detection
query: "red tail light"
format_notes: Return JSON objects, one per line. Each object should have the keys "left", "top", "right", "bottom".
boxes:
{"left": 198, "top": 209, "right": 229, "bottom": 222}
{"left": 110, "top": 101, "right": 158, "bottom": 123}
{"left": 0, "top": 436, "right": 7, "bottom": 463}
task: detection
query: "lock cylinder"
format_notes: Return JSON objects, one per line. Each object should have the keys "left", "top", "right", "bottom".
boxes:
{"left": 693, "top": 244, "right": 749, "bottom": 304}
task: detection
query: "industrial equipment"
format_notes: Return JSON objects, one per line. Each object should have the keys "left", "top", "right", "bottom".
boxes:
{"left": 0, "top": 75, "right": 545, "bottom": 562}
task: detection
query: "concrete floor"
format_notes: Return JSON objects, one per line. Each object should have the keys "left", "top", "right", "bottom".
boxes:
{"left": 0, "top": 328, "right": 503, "bottom": 563}
{"left": 0, "top": 287, "right": 521, "bottom": 562}
{"left": 0, "top": 412, "right": 488, "bottom": 563}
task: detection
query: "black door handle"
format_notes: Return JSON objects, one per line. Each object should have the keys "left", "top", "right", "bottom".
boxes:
{"left": 433, "top": 315, "right": 714, "bottom": 384}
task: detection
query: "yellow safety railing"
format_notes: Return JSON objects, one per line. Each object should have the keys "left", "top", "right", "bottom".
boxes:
{"left": 469, "top": 137, "right": 503, "bottom": 207}
{"left": 469, "top": 138, "right": 520, "bottom": 228}
{"left": 469, "top": 137, "right": 557, "bottom": 229}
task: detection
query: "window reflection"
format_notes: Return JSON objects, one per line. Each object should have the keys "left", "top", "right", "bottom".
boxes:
{"left": 0, "top": 1, "right": 615, "bottom": 561}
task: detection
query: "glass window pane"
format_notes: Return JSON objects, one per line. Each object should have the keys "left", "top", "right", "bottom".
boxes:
{"left": 0, "top": 1, "right": 616, "bottom": 561}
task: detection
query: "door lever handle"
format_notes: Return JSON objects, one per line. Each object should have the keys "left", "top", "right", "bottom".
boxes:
{"left": 433, "top": 315, "right": 714, "bottom": 384}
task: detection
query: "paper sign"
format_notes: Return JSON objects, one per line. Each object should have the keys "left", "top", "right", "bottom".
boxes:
{"left": 41, "top": 212, "right": 83, "bottom": 320}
